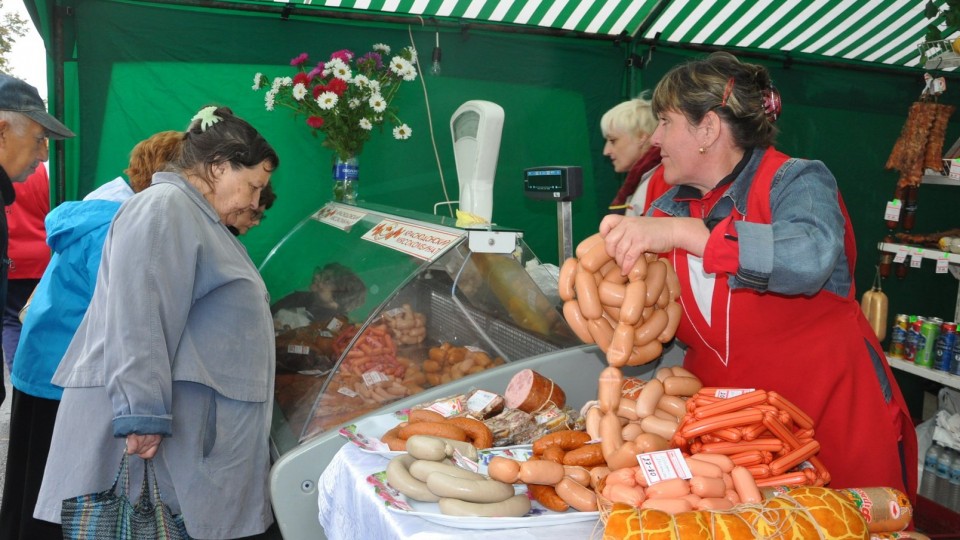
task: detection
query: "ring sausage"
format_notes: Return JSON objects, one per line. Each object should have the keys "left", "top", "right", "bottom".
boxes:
{"left": 438, "top": 494, "right": 531, "bottom": 517}
{"left": 406, "top": 435, "right": 479, "bottom": 462}
{"left": 409, "top": 409, "right": 446, "bottom": 424}
{"left": 408, "top": 460, "right": 484, "bottom": 483}
{"left": 533, "top": 430, "right": 593, "bottom": 455}
{"left": 527, "top": 483, "right": 568, "bottom": 512}
{"left": 385, "top": 455, "right": 441, "bottom": 502}
{"left": 445, "top": 417, "right": 494, "bottom": 449}
{"left": 562, "top": 443, "right": 606, "bottom": 468}
{"left": 426, "top": 472, "right": 516, "bottom": 503}
{"left": 398, "top": 421, "right": 468, "bottom": 442}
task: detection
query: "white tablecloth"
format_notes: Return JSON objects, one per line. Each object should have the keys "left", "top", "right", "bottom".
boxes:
{"left": 317, "top": 443, "right": 604, "bottom": 539}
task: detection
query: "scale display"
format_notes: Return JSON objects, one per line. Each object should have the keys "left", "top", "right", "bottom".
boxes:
{"left": 523, "top": 166, "right": 582, "bottom": 201}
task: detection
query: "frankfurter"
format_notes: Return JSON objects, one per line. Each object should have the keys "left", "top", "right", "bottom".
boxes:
{"left": 599, "top": 411, "right": 624, "bottom": 459}
{"left": 662, "top": 376, "right": 703, "bottom": 396}
{"left": 626, "top": 339, "right": 663, "bottom": 366}
{"left": 640, "top": 497, "right": 692, "bottom": 514}
{"left": 563, "top": 300, "right": 594, "bottom": 343}
{"left": 617, "top": 398, "right": 639, "bottom": 421}
{"left": 645, "top": 477, "right": 691, "bottom": 499}
{"left": 575, "top": 267, "right": 603, "bottom": 320}
{"left": 689, "top": 475, "right": 726, "bottom": 498}
{"left": 661, "top": 258, "right": 681, "bottom": 302}
{"left": 768, "top": 439, "right": 820, "bottom": 476}
{"left": 438, "top": 494, "right": 531, "bottom": 517}
{"left": 680, "top": 409, "right": 764, "bottom": 439}
{"left": 580, "top": 240, "right": 613, "bottom": 273}
{"left": 634, "top": 378, "right": 664, "bottom": 418}
{"left": 767, "top": 391, "right": 815, "bottom": 430}
{"left": 555, "top": 477, "right": 599, "bottom": 512}
{"left": 633, "top": 307, "right": 668, "bottom": 346}
{"left": 605, "top": 441, "right": 641, "bottom": 470}
{"left": 658, "top": 301, "right": 683, "bottom": 343}
{"left": 585, "top": 406, "right": 603, "bottom": 440}
{"left": 656, "top": 395, "right": 687, "bottom": 419}
{"left": 589, "top": 466, "right": 610, "bottom": 489}
{"left": 731, "top": 465, "right": 762, "bottom": 503}
{"left": 575, "top": 233, "right": 602, "bottom": 259}
{"left": 517, "top": 460, "right": 565, "bottom": 485}
{"left": 693, "top": 389, "right": 766, "bottom": 419}
{"left": 487, "top": 456, "right": 521, "bottom": 484}
{"left": 586, "top": 318, "right": 614, "bottom": 351}
{"left": 634, "top": 432, "right": 670, "bottom": 454}
{"left": 640, "top": 415, "right": 679, "bottom": 440}
{"left": 683, "top": 457, "right": 723, "bottom": 479}
{"left": 607, "top": 322, "right": 634, "bottom": 368}
{"left": 558, "top": 257, "right": 578, "bottom": 302}
{"left": 626, "top": 255, "right": 648, "bottom": 282}
{"left": 644, "top": 260, "right": 667, "bottom": 307}
{"left": 688, "top": 453, "right": 736, "bottom": 473}
{"left": 621, "top": 421, "right": 645, "bottom": 441}
{"left": 597, "top": 367, "right": 623, "bottom": 414}
{"left": 563, "top": 466, "right": 592, "bottom": 487}
{"left": 619, "top": 280, "right": 647, "bottom": 326}
{"left": 598, "top": 281, "right": 626, "bottom": 307}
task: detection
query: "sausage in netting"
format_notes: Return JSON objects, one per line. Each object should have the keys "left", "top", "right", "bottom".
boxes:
{"left": 558, "top": 257, "right": 578, "bottom": 302}
{"left": 644, "top": 260, "right": 667, "bottom": 307}
{"left": 563, "top": 300, "right": 594, "bottom": 343}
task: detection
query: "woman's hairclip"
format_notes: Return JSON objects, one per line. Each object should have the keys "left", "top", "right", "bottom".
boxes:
{"left": 761, "top": 85, "right": 782, "bottom": 122}
{"left": 192, "top": 106, "right": 223, "bottom": 132}
{"left": 721, "top": 77, "right": 735, "bottom": 107}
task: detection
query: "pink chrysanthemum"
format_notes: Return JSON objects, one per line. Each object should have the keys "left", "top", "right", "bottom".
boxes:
{"left": 290, "top": 53, "right": 309, "bottom": 66}
{"left": 330, "top": 49, "right": 354, "bottom": 63}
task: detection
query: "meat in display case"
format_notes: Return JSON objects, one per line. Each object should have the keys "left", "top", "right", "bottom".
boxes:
{"left": 260, "top": 201, "right": 582, "bottom": 454}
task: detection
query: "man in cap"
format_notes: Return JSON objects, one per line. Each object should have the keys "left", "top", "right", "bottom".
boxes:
{"left": 0, "top": 73, "right": 74, "bottom": 406}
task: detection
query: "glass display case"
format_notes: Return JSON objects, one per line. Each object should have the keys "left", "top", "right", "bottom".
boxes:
{"left": 259, "top": 201, "right": 581, "bottom": 456}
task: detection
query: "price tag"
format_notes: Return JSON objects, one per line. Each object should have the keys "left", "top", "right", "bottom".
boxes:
{"left": 466, "top": 390, "right": 498, "bottom": 413}
{"left": 884, "top": 199, "right": 902, "bottom": 222}
{"left": 362, "top": 370, "right": 389, "bottom": 386}
{"left": 910, "top": 249, "right": 924, "bottom": 268}
{"left": 937, "top": 253, "right": 950, "bottom": 274}
{"left": 638, "top": 448, "right": 693, "bottom": 485}
{"left": 709, "top": 388, "right": 755, "bottom": 399}
{"left": 286, "top": 344, "right": 310, "bottom": 355}
{"left": 893, "top": 245, "right": 908, "bottom": 263}
{"left": 337, "top": 386, "right": 359, "bottom": 398}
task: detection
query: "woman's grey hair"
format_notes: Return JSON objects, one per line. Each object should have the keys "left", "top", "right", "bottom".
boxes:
{"left": 600, "top": 93, "right": 657, "bottom": 138}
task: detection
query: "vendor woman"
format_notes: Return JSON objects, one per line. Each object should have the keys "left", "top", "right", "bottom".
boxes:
{"left": 599, "top": 51, "right": 917, "bottom": 499}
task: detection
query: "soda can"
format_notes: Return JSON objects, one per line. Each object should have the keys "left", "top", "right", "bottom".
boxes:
{"left": 916, "top": 319, "right": 942, "bottom": 368}
{"left": 934, "top": 322, "right": 958, "bottom": 372}
{"left": 889, "top": 314, "right": 909, "bottom": 358}
{"left": 905, "top": 317, "right": 924, "bottom": 363}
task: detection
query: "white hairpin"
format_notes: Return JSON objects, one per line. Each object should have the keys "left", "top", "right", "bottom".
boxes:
{"left": 192, "top": 106, "right": 222, "bottom": 132}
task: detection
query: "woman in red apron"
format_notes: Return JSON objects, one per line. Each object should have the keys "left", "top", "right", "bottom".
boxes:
{"left": 600, "top": 52, "right": 917, "bottom": 501}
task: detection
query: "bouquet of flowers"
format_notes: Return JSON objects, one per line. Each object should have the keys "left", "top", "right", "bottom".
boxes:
{"left": 253, "top": 44, "right": 417, "bottom": 162}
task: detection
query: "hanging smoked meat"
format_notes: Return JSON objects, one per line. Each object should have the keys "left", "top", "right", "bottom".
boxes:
{"left": 924, "top": 103, "right": 956, "bottom": 170}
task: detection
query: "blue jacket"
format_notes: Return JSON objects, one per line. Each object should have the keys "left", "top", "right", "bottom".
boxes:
{"left": 11, "top": 179, "right": 132, "bottom": 399}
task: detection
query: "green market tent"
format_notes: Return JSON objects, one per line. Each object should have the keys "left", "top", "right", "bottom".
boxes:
{"left": 19, "top": 0, "right": 960, "bottom": 321}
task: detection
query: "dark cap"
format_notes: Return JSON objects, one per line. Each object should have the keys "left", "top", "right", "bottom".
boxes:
{"left": 0, "top": 73, "right": 75, "bottom": 139}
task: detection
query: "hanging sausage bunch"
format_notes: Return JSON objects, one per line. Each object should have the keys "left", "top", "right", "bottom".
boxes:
{"left": 558, "top": 234, "right": 682, "bottom": 367}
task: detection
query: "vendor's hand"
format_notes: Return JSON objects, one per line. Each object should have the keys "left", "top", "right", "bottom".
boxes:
{"left": 600, "top": 215, "right": 709, "bottom": 273}
{"left": 126, "top": 434, "right": 162, "bottom": 459}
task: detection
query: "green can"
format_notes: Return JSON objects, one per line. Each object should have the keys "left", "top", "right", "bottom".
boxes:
{"left": 915, "top": 318, "right": 943, "bottom": 368}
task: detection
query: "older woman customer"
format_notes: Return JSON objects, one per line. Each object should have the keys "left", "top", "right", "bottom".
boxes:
{"left": 600, "top": 52, "right": 916, "bottom": 499}
{"left": 602, "top": 95, "right": 666, "bottom": 216}
{"left": 34, "top": 106, "right": 280, "bottom": 539}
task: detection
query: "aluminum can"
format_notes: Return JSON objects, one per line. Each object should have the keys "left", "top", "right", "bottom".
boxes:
{"left": 933, "top": 322, "right": 958, "bottom": 372}
{"left": 889, "top": 314, "right": 909, "bottom": 358}
{"left": 905, "top": 317, "right": 924, "bottom": 363}
{"left": 916, "top": 318, "right": 942, "bottom": 368}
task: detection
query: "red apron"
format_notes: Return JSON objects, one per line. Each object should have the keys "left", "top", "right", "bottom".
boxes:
{"left": 656, "top": 149, "right": 917, "bottom": 500}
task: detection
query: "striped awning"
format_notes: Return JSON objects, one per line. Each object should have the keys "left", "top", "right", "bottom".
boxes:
{"left": 258, "top": 0, "right": 960, "bottom": 72}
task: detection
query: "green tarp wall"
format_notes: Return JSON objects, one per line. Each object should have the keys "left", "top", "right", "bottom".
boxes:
{"left": 26, "top": 1, "right": 960, "bottom": 393}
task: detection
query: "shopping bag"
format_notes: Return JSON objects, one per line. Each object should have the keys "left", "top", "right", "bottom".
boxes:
{"left": 61, "top": 453, "right": 191, "bottom": 540}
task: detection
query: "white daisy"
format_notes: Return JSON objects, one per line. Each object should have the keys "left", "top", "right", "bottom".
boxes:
{"left": 270, "top": 77, "right": 284, "bottom": 91}
{"left": 316, "top": 91, "right": 339, "bottom": 110}
{"left": 359, "top": 118, "right": 373, "bottom": 130}
{"left": 324, "top": 58, "right": 347, "bottom": 76}
{"left": 369, "top": 94, "right": 387, "bottom": 113}
{"left": 373, "top": 43, "right": 391, "bottom": 55}
{"left": 280, "top": 76, "right": 293, "bottom": 87}
{"left": 368, "top": 80, "right": 381, "bottom": 94}
{"left": 393, "top": 123, "right": 412, "bottom": 140}
{"left": 252, "top": 73, "right": 264, "bottom": 90}
{"left": 348, "top": 98, "right": 361, "bottom": 109}
{"left": 292, "top": 83, "right": 308, "bottom": 101}
{"left": 389, "top": 57, "right": 413, "bottom": 77}
{"left": 265, "top": 90, "right": 277, "bottom": 111}
{"left": 352, "top": 74, "right": 370, "bottom": 88}
{"left": 401, "top": 66, "right": 417, "bottom": 82}
{"left": 404, "top": 46, "right": 418, "bottom": 65}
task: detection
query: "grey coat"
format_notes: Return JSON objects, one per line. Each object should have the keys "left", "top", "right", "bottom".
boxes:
{"left": 34, "top": 173, "right": 276, "bottom": 539}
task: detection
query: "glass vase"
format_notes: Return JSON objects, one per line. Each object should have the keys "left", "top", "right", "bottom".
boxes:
{"left": 332, "top": 153, "right": 359, "bottom": 204}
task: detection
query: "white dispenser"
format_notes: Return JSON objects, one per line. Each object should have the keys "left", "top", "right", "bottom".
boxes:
{"left": 450, "top": 100, "right": 504, "bottom": 222}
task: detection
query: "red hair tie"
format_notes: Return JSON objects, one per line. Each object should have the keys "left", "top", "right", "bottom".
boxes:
{"left": 721, "top": 77, "right": 735, "bottom": 107}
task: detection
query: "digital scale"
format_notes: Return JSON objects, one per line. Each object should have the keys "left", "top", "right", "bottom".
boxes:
{"left": 523, "top": 166, "right": 583, "bottom": 262}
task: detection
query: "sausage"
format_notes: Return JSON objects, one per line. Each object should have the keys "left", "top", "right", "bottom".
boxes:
{"left": 634, "top": 432, "right": 670, "bottom": 454}
{"left": 656, "top": 281, "right": 670, "bottom": 309}
{"left": 533, "top": 430, "right": 593, "bottom": 454}
{"left": 683, "top": 457, "right": 723, "bottom": 479}
{"left": 406, "top": 435, "right": 479, "bottom": 462}
{"left": 487, "top": 456, "right": 521, "bottom": 484}
{"left": 589, "top": 466, "right": 610, "bottom": 489}
{"left": 563, "top": 466, "right": 592, "bottom": 487}
{"left": 409, "top": 409, "right": 447, "bottom": 424}
{"left": 563, "top": 300, "right": 594, "bottom": 343}
{"left": 680, "top": 409, "right": 764, "bottom": 439}
{"left": 626, "top": 339, "right": 663, "bottom": 367}
{"left": 585, "top": 406, "right": 603, "bottom": 440}
{"left": 541, "top": 446, "right": 566, "bottom": 464}
{"left": 438, "top": 494, "right": 531, "bottom": 517}
{"left": 658, "top": 301, "right": 683, "bottom": 343}
{"left": 644, "top": 260, "right": 667, "bottom": 307}
{"left": 575, "top": 267, "right": 603, "bottom": 320}
{"left": 617, "top": 398, "right": 639, "bottom": 421}
{"left": 598, "top": 281, "right": 626, "bottom": 307}
{"left": 398, "top": 421, "right": 468, "bottom": 442}
{"left": 526, "top": 483, "right": 569, "bottom": 512}
{"left": 656, "top": 395, "right": 687, "bottom": 419}
{"left": 662, "top": 376, "right": 703, "bottom": 397}
{"left": 626, "top": 255, "right": 648, "bottom": 282}
{"left": 731, "top": 465, "right": 762, "bottom": 503}
{"left": 621, "top": 422, "right": 645, "bottom": 441}
{"left": 381, "top": 426, "right": 406, "bottom": 451}
{"left": 562, "top": 443, "right": 606, "bottom": 468}
{"left": 445, "top": 417, "right": 494, "bottom": 449}
{"left": 408, "top": 460, "right": 484, "bottom": 483}
{"left": 517, "top": 460, "right": 565, "bottom": 485}
{"left": 767, "top": 391, "right": 815, "bottom": 430}
{"left": 580, "top": 240, "right": 614, "bottom": 273}
{"left": 754, "top": 471, "right": 808, "bottom": 488}
{"left": 688, "top": 453, "right": 736, "bottom": 473}
{"left": 427, "top": 472, "right": 516, "bottom": 503}
{"left": 640, "top": 497, "right": 692, "bottom": 514}
{"left": 586, "top": 318, "right": 614, "bottom": 351}
{"left": 768, "top": 439, "right": 820, "bottom": 476}
{"left": 693, "top": 389, "right": 767, "bottom": 419}
{"left": 385, "top": 455, "right": 440, "bottom": 502}
{"left": 605, "top": 466, "right": 638, "bottom": 487}
{"left": 606, "top": 322, "right": 635, "bottom": 368}
{"left": 619, "top": 280, "right": 647, "bottom": 326}
{"left": 633, "top": 308, "right": 668, "bottom": 346}
{"left": 604, "top": 441, "right": 641, "bottom": 471}
{"left": 661, "top": 258, "right": 681, "bottom": 302}
{"left": 606, "top": 484, "right": 646, "bottom": 507}
{"left": 599, "top": 411, "right": 624, "bottom": 459}
{"left": 575, "top": 233, "right": 602, "bottom": 258}
{"left": 689, "top": 475, "right": 727, "bottom": 498}
{"left": 697, "top": 497, "right": 735, "bottom": 511}
{"left": 680, "top": 493, "right": 703, "bottom": 508}
{"left": 635, "top": 378, "right": 664, "bottom": 418}
{"left": 554, "top": 477, "right": 598, "bottom": 512}
{"left": 597, "top": 367, "right": 623, "bottom": 414}
{"left": 558, "top": 257, "right": 578, "bottom": 302}
{"left": 640, "top": 415, "right": 679, "bottom": 440}
{"left": 645, "top": 478, "right": 691, "bottom": 499}
{"left": 655, "top": 367, "right": 675, "bottom": 382}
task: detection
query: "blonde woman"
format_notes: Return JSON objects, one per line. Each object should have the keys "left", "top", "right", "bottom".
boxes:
{"left": 601, "top": 95, "right": 665, "bottom": 216}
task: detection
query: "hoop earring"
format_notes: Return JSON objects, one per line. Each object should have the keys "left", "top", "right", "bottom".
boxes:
{"left": 699, "top": 147, "right": 705, "bottom": 154}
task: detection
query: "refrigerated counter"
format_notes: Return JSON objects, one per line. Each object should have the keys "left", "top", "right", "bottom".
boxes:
{"left": 259, "top": 202, "right": 678, "bottom": 540}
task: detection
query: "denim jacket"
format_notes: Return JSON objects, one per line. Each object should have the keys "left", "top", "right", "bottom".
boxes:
{"left": 649, "top": 147, "right": 853, "bottom": 298}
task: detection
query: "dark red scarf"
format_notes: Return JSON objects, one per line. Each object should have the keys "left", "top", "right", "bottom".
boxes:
{"left": 610, "top": 146, "right": 662, "bottom": 207}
